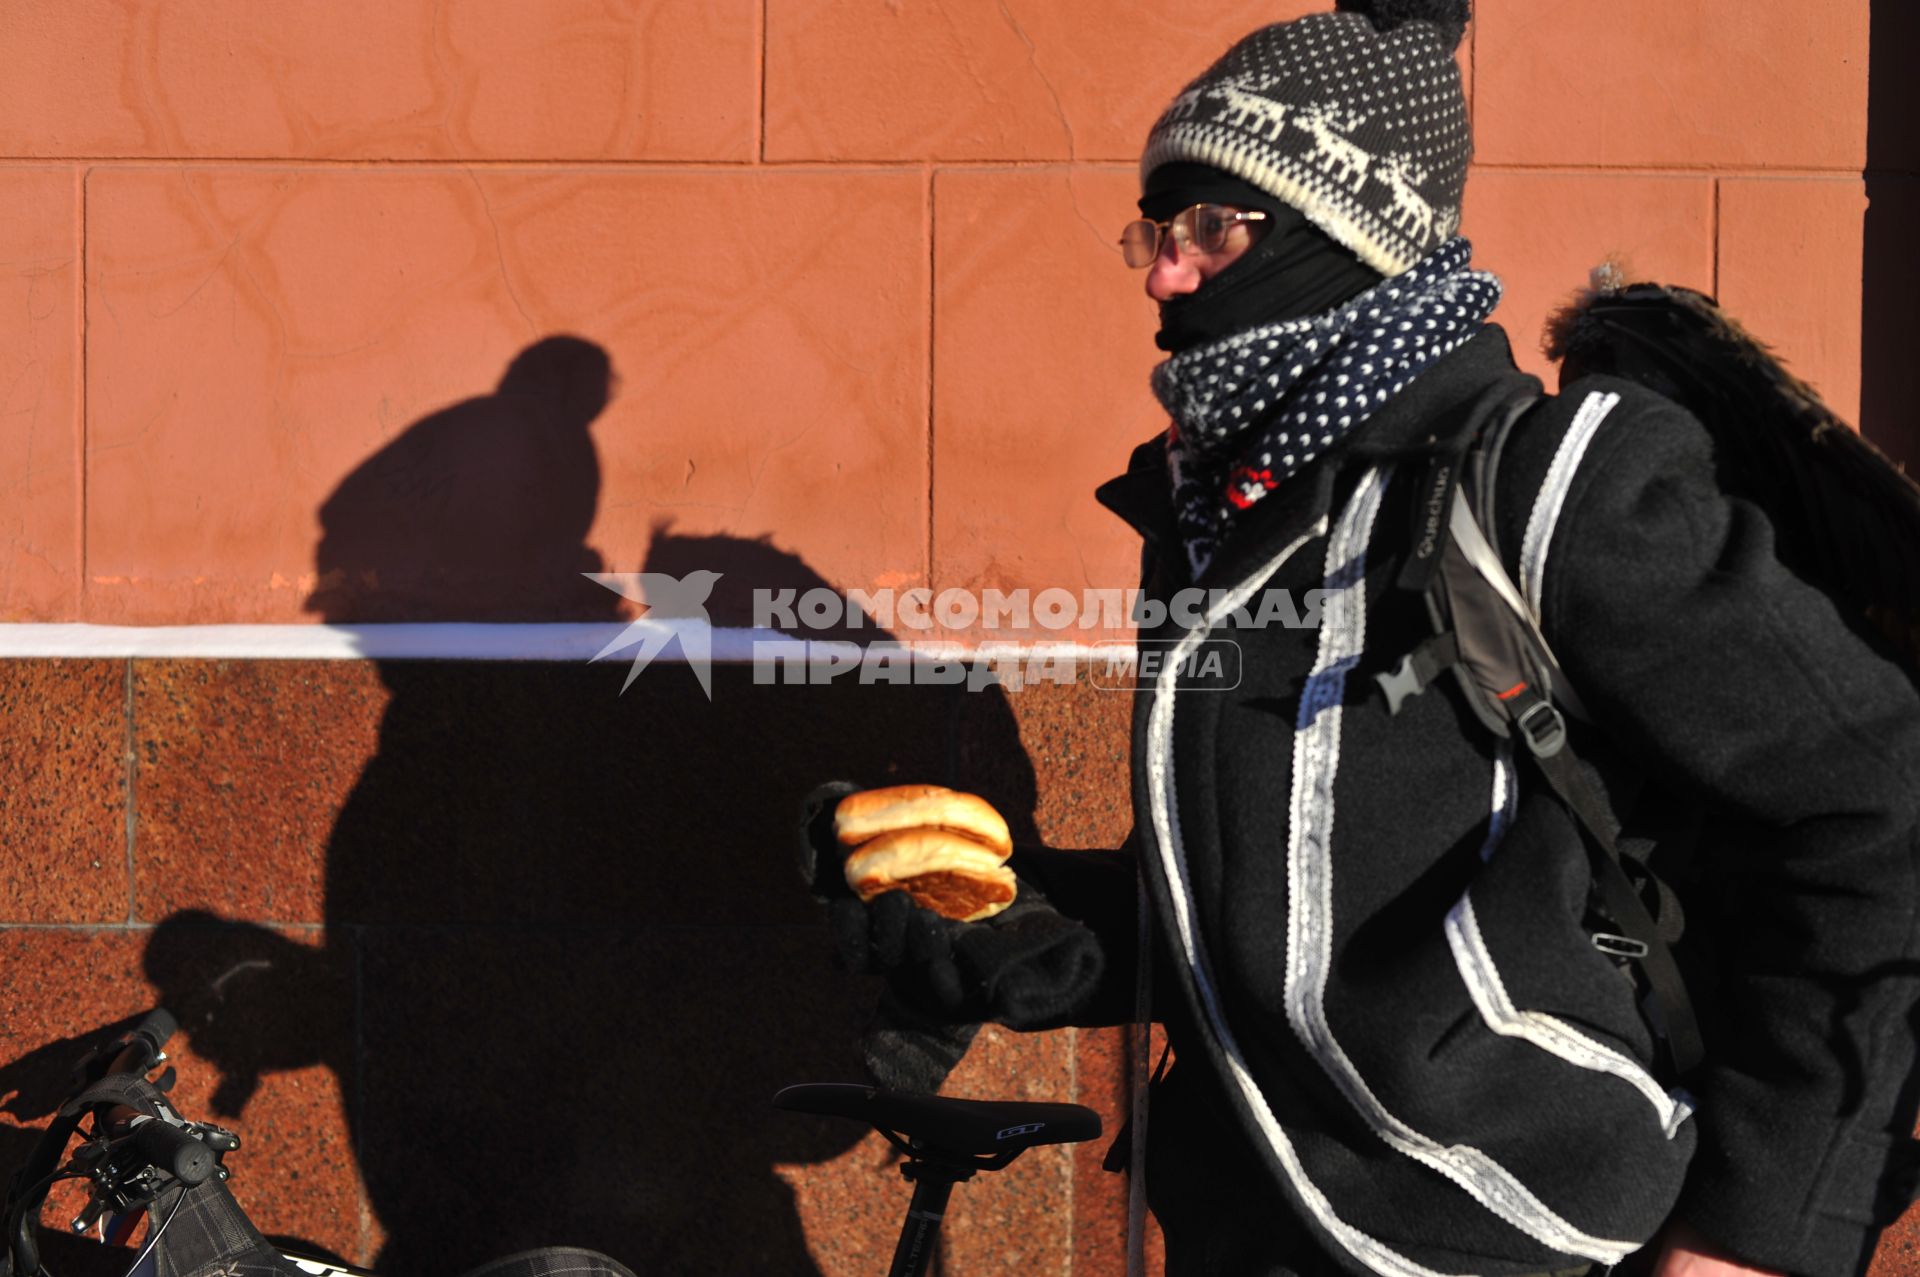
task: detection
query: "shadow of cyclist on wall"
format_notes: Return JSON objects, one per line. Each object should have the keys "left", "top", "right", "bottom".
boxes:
{"left": 140, "top": 334, "right": 1049, "bottom": 1277}
{"left": 303, "top": 334, "right": 618, "bottom": 624}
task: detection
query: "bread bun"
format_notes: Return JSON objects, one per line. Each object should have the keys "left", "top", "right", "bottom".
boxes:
{"left": 833, "top": 784, "right": 1013, "bottom": 856}
{"left": 843, "top": 828, "right": 1018, "bottom": 922}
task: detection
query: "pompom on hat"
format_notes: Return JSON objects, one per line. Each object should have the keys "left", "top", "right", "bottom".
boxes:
{"left": 1141, "top": 0, "right": 1473, "bottom": 277}
{"left": 1337, "top": 0, "right": 1472, "bottom": 51}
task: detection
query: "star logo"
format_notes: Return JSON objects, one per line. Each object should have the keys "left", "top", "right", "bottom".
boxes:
{"left": 584, "top": 570, "right": 723, "bottom": 698}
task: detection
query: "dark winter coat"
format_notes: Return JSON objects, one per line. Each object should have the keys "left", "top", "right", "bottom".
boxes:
{"left": 1020, "top": 326, "right": 1920, "bottom": 1277}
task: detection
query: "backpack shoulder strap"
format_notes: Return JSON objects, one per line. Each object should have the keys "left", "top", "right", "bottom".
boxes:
{"left": 1458, "top": 394, "right": 1590, "bottom": 722}
{"left": 1377, "top": 390, "right": 1585, "bottom": 733}
{"left": 1466, "top": 384, "right": 1523, "bottom": 549}
{"left": 1375, "top": 387, "right": 1705, "bottom": 1077}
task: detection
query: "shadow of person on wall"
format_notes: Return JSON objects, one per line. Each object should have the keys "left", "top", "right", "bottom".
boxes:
{"left": 304, "top": 334, "right": 618, "bottom": 623}
{"left": 137, "top": 335, "right": 1049, "bottom": 1276}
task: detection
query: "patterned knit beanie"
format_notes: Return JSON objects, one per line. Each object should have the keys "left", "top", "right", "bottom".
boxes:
{"left": 1140, "top": 0, "right": 1472, "bottom": 277}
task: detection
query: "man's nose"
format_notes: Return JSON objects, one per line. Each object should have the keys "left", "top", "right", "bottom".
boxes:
{"left": 1145, "top": 234, "right": 1201, "bottom": 301}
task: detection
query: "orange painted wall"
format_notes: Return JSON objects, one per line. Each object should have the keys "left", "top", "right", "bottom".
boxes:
{"left": 0, "top": 0, "right": 1904, "bottom": 626}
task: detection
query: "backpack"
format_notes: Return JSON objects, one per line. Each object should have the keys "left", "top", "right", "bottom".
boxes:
{"left": 1374, "top": 275, "right": 1920, "bottom": 1078}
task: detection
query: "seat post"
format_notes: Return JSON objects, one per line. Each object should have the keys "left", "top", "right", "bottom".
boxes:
{"left": 887, "top": 1159, "right": 971, "bottom": 1277}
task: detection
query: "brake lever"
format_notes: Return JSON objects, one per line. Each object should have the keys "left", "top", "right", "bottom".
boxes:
{"left": 67, "top": 1192, "right": 114, "bottom": 1239}
{"left": 68, "top": 1165, "right": 158, "bottom": 1239}
{"left": 63, "top": 1109, "right": 230, "bottom": 1243}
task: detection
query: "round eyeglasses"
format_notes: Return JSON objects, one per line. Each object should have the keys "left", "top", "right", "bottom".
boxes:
{"left": 1119, "top": 204, "right": 1270, "bottom": 268}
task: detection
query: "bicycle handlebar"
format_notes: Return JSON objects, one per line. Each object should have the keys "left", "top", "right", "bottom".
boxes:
{"left": 130, "top": 1009, "right": 177, "bottom": 1056}
{"left": 96, "top": 1009, "right": 217, "bottom": 1185}
{"left": 3, "top": 1008, "right": 207, "bottom": 1277}
{"left": 105, "top": 1009, "right": 176, "bottom": 1080}
{"left": 125, "top": 1119, "right": 214, "bottom": 1189}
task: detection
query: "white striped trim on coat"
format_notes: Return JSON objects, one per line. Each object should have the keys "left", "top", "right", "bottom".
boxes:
{"left": 1519, "top": 391, "right": 1621, "bottom": 621}
{"left": 1279, "top": 471, "right": 1638, "bottom": 1266}
{"left": 1145, "top": 472, "right": 1636, "bottom": 1277}
{"left": 1445, "top": 748, "right": 1695, "bottom": 1139}
{"left": 1147, "top": 512, "right": 1470, "bottom": 1277}
{"left": 1444, "top": 892, "right": 1696, "bottom": 1141}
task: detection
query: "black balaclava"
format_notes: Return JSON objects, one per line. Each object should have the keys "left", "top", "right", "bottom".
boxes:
{"left": 1141, "top": 162, "right": 1385, "bottom": 353}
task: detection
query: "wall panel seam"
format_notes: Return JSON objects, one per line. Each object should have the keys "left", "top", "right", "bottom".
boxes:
{"left": 122, "top": 657, "right": 135, "bottom": 924}
{"left": 14, "top": 157, "right": 1144, "bottom": 172}
{"left": 925, "top": 163, "right": 937, "bottom": 594}
{"left": 1711, "top": 176, "right": 1722, "bottom": 298}
{"left": 756, "top": 0, "right": 768, "bottom": 163}
{"left": 29, "top": 156, "right": 1862, "bottom": 173}
{"left": 0, "top": 921, "right": 155, "bottom": 933}
{"left": 75, "top": 165, "right": 87, "bottom": 617}
{"left": 1470, "top": 163, "right": 1866, "bottom": 179}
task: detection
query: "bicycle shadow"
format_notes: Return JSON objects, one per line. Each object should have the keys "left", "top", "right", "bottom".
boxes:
{"left": 133, "top": 336, "right": 1046, "bottom": 1276}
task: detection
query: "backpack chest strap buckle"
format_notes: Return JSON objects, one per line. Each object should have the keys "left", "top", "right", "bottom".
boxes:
{"left": 1376, "top": 632, "right": 1461, "bottom": 716}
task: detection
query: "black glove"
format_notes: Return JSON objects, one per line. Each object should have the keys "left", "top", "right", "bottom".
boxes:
{"left": 864, "top": 991, "right": 982, "bottom": 1094}
{"left": 796, "top": 780, "right": 977, "bottom": 1092}
{"left": 797, "top": 779, "right": 865, "bottom": 904}
{"left": 796, "top": 781, "right": 1107, "bottom": 1028}
{"left": 947, "top": 889, "right": 1106, "bottom": 1030}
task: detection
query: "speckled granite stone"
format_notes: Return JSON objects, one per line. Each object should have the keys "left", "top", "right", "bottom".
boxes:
{"left": 1071, "top": 1023, "right": 1168, "bottom": 1276}
{"left": 951, "top": 674, "right": 1150, "bottom": 1271}
{"left": 133, "top": 660, "right": 387, "bottom": 924}
{"left": 954, "top": 676, "right": 1133, "bottom": 852}
{"left": 0, "top": 929, "right": 154, "bottom": 1091}
{"left": 0, "top": 660, "right": 130, "bottom": 923}
{"left": 772, "top": 1126, "right": 915, "bottom": 1277}
{"left": 930, "top": 1024, "right": 1079, "bottom": 1276}
{"left": 1872, "top": 1194, "right": 1920, "bottom": 1277}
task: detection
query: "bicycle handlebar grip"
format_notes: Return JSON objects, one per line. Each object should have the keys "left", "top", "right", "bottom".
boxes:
{"left": 132, "top": 1008, "right": 178, "bottom": 1053}
{"left": 129, "top": 1119, "right": 214, "bottom": 1187}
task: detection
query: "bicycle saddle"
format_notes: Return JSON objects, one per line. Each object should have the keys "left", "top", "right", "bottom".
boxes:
{"left": 773, "top": 1083, "right": 1101, "bottom": 1158}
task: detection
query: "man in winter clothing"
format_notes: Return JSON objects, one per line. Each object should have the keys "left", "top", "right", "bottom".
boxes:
{"left": 810, "top": 4, "right": 1920, "bottom": 1274}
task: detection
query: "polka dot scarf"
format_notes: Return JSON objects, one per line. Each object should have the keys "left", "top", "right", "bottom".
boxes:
{"left": 1153, "top": 237, "right": 1501, "bottom": 579}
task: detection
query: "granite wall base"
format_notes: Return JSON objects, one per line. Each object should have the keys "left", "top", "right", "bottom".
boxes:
{"left": 0, "top": 658, "right": 1152, "bottom": 1276}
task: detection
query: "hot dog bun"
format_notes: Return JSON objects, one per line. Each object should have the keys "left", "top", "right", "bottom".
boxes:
{"left": 842, "top": 828, "right": 1018, "bottom": 922}
{"left": 833, "top": 784, "right": 1013, "bottom": 857}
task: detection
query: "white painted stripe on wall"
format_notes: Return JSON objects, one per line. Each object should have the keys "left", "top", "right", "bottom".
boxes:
{"left": 0, "top": 623, "right": 1129, "bottom": 663}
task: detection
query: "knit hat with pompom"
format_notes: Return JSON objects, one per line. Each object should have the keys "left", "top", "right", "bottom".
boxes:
{"left": 1140, "top": 0, "right": 1473, "bottom": 276}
